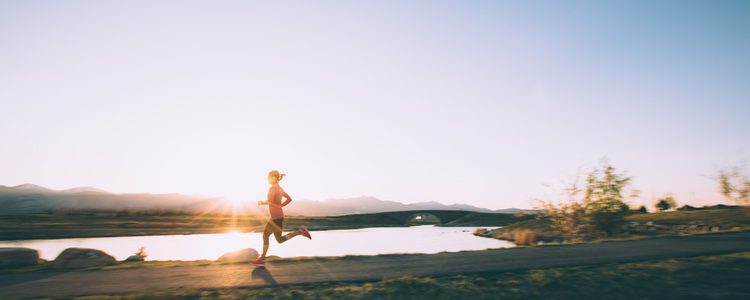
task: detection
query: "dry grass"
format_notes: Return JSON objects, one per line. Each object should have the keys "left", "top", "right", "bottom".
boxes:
{"left": 512, "top": 230, "right": 538, "bottom": 246}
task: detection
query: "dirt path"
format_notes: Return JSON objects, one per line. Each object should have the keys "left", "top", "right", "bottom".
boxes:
{"left": 2, "top": 232, "right": 750, "bottom": 298}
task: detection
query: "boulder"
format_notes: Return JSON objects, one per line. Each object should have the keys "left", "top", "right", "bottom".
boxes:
{"left": 52, "top": 248, "right": 116, "bottom": 269}
{"left": 218, "top": 248, "right": 259, "bottom": 262}
{"left": 0, "top": 247, "right": 39, "bottom": 268}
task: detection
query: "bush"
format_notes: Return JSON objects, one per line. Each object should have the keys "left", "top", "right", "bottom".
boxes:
{"left": 538, "top": 201, "right": 587, "bottom": 240}
{"left": 656, "top": 196, "right": 676, "bottom": 212}
{"left": 537, "top": 161, "right": 636, "bottom": 239}
{"left": 718, "top": 165, "right": 750, "bottom": 205}
{"left": 513, "top": 230, "right": 538, "bottom": 246}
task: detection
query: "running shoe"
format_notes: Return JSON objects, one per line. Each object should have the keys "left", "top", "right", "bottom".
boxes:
{"left": 251, "top": 257, "right": 266, "bottom": 266}
{"left": 299, "top": 226, "right": 312, "bottom": 239}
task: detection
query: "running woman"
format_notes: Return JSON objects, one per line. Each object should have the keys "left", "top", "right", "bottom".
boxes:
{"left": 251, "top": 170, "right": 311, "bottom": 266}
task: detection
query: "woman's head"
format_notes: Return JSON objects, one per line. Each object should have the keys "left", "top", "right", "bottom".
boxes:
{"left": 267, "top": 170, "right": 285, "bottom": 184}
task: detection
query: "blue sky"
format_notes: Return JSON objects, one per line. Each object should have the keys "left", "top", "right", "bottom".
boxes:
{"left": 1, "top": 1, "right": 748, "bottom": 209}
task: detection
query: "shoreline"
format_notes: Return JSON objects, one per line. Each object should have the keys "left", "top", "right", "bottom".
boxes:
{"left": 0, "top": 209, "right": 529, "bottom": 241}
{"left": 0, "top": 224, "right": 490, "bottom": 242}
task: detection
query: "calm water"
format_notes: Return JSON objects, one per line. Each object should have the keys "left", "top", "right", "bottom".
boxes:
{"left": 0, "top": 226, "right": 513, "bottom": 261}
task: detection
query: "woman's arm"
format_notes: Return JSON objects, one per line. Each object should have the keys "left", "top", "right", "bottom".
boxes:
{"left": 281, "top": 192, "right": 292, "bottom": 207}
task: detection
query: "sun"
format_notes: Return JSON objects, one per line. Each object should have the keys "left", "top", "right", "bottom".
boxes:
{"left": 220, "top": 197, "right": 264, "bottom": 216}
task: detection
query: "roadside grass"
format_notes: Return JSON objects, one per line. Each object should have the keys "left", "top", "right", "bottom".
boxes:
{"left": 1, "top": 252, "right": 455, "bottom": 273}
{"left": 4, "top": 252, "right": 487, "bottom": 272}
{"left": 74, "top": 251, "right": 750, "bottom": 300}
{"left": 0, "top": 260, "right": 225, "bottom": 273}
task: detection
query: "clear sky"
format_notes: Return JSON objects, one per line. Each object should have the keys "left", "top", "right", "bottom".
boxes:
{"left": 1, "top": 0, "right": 748, "bottom": 209}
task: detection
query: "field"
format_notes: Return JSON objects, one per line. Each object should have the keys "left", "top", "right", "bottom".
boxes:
{"left": 480, "top": 207, "right": 750, "bottom": 244}
{"left": 0, "top": 210, "right": 532, "bottom": 240}
{"left": 74, "top": 251, "right": 750, "bottom": 300}
{"left": 627, "top": 206, "right": 750, "bottom": 228}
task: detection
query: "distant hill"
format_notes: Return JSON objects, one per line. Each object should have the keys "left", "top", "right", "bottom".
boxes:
{"left": 493, "top": 208, "right": 535, "bottom": 214}
{"left": 0, "top": 184, "right": 224, "bottom": 213}
{"left": 3, "top": 183, "right": 55, "bottom": 193}
{"left": 0, "top": 184, "right": 534, "bottom": 216}
{"left": 60, "top": 186, "right": 109, "bottom": 194}
{"left": 283, "top": 196, "right": 535, "bottom": 216}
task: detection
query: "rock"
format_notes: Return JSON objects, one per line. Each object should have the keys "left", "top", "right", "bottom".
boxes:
{"left": 124, "top": 255, "right": 145, "bottom": 262}
{"left": 0, "top": 248, "right": 39, "bottom": 269}
{"left": 473, "top": 228, "right": 490, "bottom": 237}
{"left": 218, "top": 248, "right": 259, "bottom": 262}
{"left": 52, "top": 248, "right": 116, "bottom": 269}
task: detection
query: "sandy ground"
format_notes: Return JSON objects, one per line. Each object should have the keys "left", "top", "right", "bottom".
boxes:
{"left": 2, "top": 232, "right": 750, "bottom": 298}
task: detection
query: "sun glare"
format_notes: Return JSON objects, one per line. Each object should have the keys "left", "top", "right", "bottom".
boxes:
{"left": 223, "top": 197, "right": 244, "bottom": 205}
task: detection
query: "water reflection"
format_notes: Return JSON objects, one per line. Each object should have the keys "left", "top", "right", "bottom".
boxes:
{"left": 0, "top": 226, "right": 514, "bottom": 261}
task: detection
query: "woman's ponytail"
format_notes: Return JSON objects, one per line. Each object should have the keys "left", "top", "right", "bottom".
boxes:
{"left": 268, "top": 170, "right": 285, "bottom": 182}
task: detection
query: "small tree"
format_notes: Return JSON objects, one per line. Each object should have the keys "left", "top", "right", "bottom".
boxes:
{"left": 655, "top": 195, "right": 676, "bottom": 211}
{"left": 635, "top": 206, "right": 648, "bottom": 214}
{"left": 537, "top": 161, "right": 636, "bottom": 238}
{"left": 134, "top": 247, "right": 148, "bottom": 258}
{"left": 581, "top": 164, "right": 633, "bottom": 233}
{"left": 718, "top": 166, "right": 750, "bottom": 205}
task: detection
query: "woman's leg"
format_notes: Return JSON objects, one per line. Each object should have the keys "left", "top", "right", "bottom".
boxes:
{"left": 269, "top": 218, "right": 299, "bottom": 244}
{"left": 259, "top": 219, "right": 305, "bottom": 261}
{"left": 260, "top": 227, "right": 272, "bottom": 259}
{"left": 273, "top": 229, "right": 300, "bottom": 244}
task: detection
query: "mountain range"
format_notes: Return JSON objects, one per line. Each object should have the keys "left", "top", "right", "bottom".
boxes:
{"left": 0, "top": 184, "right": 223, "bottom": 213}
{"left": 0, "top": 184, "right": 531, "bottom": 216}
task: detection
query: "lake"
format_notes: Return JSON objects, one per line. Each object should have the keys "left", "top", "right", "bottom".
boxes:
{"left": 0, "top": 226, "right": 514, "bottom": 261}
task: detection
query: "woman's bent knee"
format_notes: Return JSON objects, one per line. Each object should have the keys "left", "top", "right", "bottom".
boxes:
{"left": 274, "top": 233, "right": 286, "bottom": 243}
